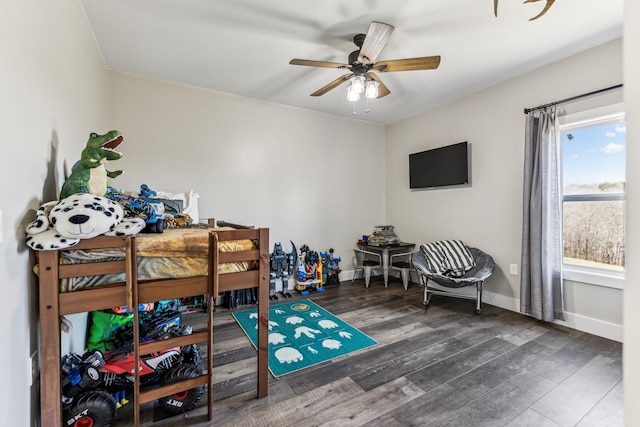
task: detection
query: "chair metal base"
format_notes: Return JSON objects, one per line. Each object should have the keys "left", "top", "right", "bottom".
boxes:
{"left": 352, "top": 249, "right": 383, "bottom": 288}
{"left": 390, "top": 261, "right": 414, "bottom": 291}
{"left": 352, "top": 266, "right": 378, "bottom": 287}
{"left": 422, "top": 279, "right": 484, "bottom": 314}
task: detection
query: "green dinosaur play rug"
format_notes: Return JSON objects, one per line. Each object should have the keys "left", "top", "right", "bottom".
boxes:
{"left": 232, "top": 299, "right": 378, "bottom": 377}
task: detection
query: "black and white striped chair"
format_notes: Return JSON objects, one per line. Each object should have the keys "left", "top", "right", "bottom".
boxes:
{"left": 413, "top": 241, "right": 495, "bottom": 313}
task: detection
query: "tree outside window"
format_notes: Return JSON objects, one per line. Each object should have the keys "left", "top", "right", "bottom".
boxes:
{"left": 561, "top": 115, "right": 626, "bottom": 272}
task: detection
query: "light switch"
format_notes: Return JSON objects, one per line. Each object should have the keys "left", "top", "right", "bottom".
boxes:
{"left": 509, "top": 264, "right": 518, "bottom": 275}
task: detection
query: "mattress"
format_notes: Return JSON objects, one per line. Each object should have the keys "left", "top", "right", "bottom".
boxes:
{"left": 57, "top": 228, "right": 256, "bottom": 293}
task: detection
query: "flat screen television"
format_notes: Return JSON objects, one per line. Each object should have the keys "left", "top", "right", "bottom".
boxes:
{"left": 409, "top": 141, "right": 470, "bottom": 189}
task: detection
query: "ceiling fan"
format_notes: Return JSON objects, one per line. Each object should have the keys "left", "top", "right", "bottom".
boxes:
{"left": 289, "top": 21, "right": 441, "bottom": 100}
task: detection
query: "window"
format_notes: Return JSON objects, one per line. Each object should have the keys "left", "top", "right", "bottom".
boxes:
{"left": 560, "top": 110, "right": 625, "bottom": 287}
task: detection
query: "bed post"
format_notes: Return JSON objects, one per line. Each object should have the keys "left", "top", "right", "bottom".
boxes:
{"left": 37, "top": 250, "right": 62, "bottom": 426}
{"left": 257, "top": 227, "right": 269, "bottom": 398}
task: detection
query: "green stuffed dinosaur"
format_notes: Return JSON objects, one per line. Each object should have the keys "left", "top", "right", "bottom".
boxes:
{"left": 60, "top": 130, "right": 124, "bottom": 199}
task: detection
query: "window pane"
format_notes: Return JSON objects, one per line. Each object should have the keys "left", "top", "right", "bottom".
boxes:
{"left": 563, "top": 200, "right": 625, "bottom": 270}
{"left": 562, "top": 118, "right": 626, "bottom": 271}
{"left": 563, "top": 120, "right": 626, "bottom": 196}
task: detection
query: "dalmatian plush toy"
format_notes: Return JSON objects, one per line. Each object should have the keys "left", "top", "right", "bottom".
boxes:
{"left": 26, "top": 193, "right": 145, "bottom": 251}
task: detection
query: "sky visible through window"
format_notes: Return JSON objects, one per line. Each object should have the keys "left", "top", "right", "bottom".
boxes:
{"left": 562, "top": 119, "right": 626, "bottom": 189}
{"left": 561, "top": 117, "right": 626, "bottom": 271}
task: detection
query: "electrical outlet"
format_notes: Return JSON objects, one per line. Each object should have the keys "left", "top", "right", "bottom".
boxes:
{"left": 509, "top": 264, "right": 518, "bottom": 275}
{"left": 29, "top": 351, "right": 38, "bottom": 387}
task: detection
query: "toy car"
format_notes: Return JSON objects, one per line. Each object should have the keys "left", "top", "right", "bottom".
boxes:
{"left": 61, "top": 317, "right": 203, "bottom": 426}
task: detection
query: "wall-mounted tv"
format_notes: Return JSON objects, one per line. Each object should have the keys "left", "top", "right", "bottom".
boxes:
{"left": 409, "top": 141, "right": 470, "bottom": 189}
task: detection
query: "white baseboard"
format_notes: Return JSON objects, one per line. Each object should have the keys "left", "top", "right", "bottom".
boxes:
{"left": 482, "top": 290, "right": 520, "bottom": 311}
{"left": 340, "top": 269, "right": 357, "bottom": 282}
{"left": 482, "top": 290, "right": 623, "bottom": 343}
{"left": 284, "top": 270, "right": 364, "bottom": 290}
{"left": 340, "top": 268, "right": 413, "bottom": 283}
{"left": 341, "top": 269, "right": 623, "bottom": 343}
{"left": 551, "top": 311, "right": 623, "bottom": 343}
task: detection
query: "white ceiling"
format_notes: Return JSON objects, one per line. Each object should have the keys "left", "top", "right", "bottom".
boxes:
{"left": 80, "top": 0, "right": 623, "bottom": 125}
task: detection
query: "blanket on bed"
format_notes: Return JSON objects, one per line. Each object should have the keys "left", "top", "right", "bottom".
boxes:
{"left": 51, "top": 228, "right": 256, "bottom": 292}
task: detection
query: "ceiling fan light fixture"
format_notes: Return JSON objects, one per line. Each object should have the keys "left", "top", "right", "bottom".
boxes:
{"left": 346, "top": 80, "right": 360, "bottom": 102}
{"left": 365, "top": 79, "right": 379, "bottom": 99}
{"left": 289, "top": 21, "right": 440, "bottom": 107}
{"left": 354, "top": 75, "right": 366, "bottom": 93}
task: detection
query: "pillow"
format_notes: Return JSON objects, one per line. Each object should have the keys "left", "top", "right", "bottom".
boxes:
{"left": 421, "top": 240, "right": 475, "bottom": 277}
{"left": 437, "top": 240, "right": 476, "bottom": 277}
{"left": 153, "top": 190, "right": 200, "bottom": 223}
{"left": 420, "top": 242, "right": 448, "bottom": 275}
{"left": 148, "top": 199, "right": 183, "bottom": 215}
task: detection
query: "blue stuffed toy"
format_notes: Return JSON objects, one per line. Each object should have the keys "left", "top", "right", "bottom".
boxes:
{"left": 105, "top": 187, "right": 166, "bottom": 233}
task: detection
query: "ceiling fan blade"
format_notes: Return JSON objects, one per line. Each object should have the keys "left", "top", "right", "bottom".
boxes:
{"left": 373, "top": 56, "right": 441, "bottom": 72}
{"left": 367, "top": 73, "right": 391, "bottom": 98}
{"left": 289, "top": 59, "right": 350, "bottom": 69}
{"left": 310, "top": 74, "right": 352, "bottom": 96}
{"left": 358, "top": 22, "right": 394, "bottom": 64}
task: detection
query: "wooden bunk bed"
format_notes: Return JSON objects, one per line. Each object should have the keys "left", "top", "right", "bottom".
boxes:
{"left": 35, "top": 220, "right": 269, "bottom": 427}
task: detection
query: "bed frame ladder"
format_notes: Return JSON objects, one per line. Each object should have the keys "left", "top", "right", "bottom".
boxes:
{"left": 131, "top": 234, "right": 215, "bottom": 426}
{"left": 38, "top": 235, "right": 136, "bottom": 427}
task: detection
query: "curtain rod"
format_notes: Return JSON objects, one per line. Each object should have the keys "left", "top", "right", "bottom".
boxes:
{"left": 523, "top": 84, "right": 623, "bottom": 114}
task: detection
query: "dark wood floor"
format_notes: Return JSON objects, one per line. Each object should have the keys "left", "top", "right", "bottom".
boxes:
{"left": 122, "top": 277, "right": 623, "bottom": 427}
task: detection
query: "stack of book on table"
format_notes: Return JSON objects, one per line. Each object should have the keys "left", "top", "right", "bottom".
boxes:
{"left": 367, "top": 225, "right": 399, "bottom": 246}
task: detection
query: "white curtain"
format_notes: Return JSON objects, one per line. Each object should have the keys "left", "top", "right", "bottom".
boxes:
{"left": 520, "top": 107, "right": 564, "bottom": 321}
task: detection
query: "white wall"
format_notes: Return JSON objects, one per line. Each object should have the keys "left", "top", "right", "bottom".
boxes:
{"left": 623, "top": 0, "right": 639, "bottom": 423}
{"left": 0, "top": 1, "right": 110, "bottom": 426}
{"left": 107, "top": 72, "right": 386, "bottom": 279}
{"left": 385, "top": 39, "right": 624, "bottom": 341}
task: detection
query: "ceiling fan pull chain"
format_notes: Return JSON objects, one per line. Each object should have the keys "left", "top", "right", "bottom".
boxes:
{"left": 365, "top": 97, "right": 371, "bottom": 114}
{"left": 352, "top": 101, "right": 357, "bottom": 116}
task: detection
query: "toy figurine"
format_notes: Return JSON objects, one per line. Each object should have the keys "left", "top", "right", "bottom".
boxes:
{"left": 60, "top": 130, "right": 124, "bottom": 199}
{"left": 269, "top": 241, "right": 297, "bottom": 300}
{"left": 295, "top": 244, "right": 324, "bottom": 294}
{"left": 321, "top": 248, "right": 342, "bottom": 286}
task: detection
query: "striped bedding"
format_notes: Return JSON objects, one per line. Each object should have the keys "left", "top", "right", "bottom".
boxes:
{"left": 55, "top": 228, "right": 256, "bottom": 293}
